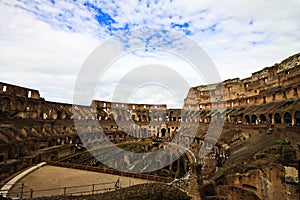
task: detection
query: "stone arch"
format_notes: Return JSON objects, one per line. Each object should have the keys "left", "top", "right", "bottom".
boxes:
{"left": 131, "top": 114, "right": 136, "bottom": 121}
{"left": 274, "top": 113, "right": 281, "bottom": 124}
{"left": 284, "top": 112, "right": 292, "bottom": 125}
{"left": 1, "top": 97, "right": 11, "bottom": 112}
{"left": 295, "top": 111, "right": 300, "bottom": 126}
{"left": 251, "top": 114, "right": 257, "bottom": 124}
{"left": 57, "top": 110, "right": 62, "bottom": 119}
{"left": 161, "top": 128, "right": 166, "bottom": 137}
{"left": 245, "top": 115, "right": 250, "bottom": 124}
{"left": 142, "top": 115, "right": 147, "bottom": 121}
{"left": 28, "top": 100, "right": 36, "bottom": 110}
{"left": 259, "top": 114, "right": 267, "bottom": 124}
{"left": 65, "top": 136, "right": 72, "bottom": 144}
{"left": 39, "top": 102, "right": 47, "bottom": 119}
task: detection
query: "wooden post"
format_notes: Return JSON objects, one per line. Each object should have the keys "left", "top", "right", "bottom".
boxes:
{"left": 20, "top": 183, "right": 24, "bottom": 199}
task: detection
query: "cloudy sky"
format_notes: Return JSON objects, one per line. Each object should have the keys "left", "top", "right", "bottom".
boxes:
{"left": 0, "top": 0, "right": 300, "bottom": 107}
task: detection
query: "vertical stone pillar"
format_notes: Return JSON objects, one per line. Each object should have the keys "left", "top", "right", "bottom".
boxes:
{"left": 292, "top": 112, "right": 295, "bottom": 126}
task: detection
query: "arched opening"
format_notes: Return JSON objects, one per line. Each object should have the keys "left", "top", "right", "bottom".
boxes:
{"left": 259, "top": 114, "right": 267, "bottom": 124}
{"left": 57, "top": 111, "right": 62, "bottom": 120}
{"left": 131, "top": 115, "right": 136, "bottom": 121}
{"left": 238, "top": 113, "right": 243, "bottom": 123}
{"left": 142, "top": 115, "right": 147, "bottom": 122}
{"left": 268, "top": 114, "right": 272, "bottom": 124}
{"left": 161, "top": 128, "right": 166, "bottom": 137}
{"left": 284, "top": 112, "right": 292, "bottom": 125}
{"left": 251, "top": 114, "right": 257, "bottom": 124}
{"left": 245, "top": 115, "right": 250, "bottom": 124}
{"left": 274, "top": 113, "right": 281, "bottom": 124}
{"left": 295, "top": 111, "right": 300, "bottom": 126}
{"left": 263, "top": 96, "right": 267, "bottom": 104}
{"left": 1, "top": 97, "right": 11, "bottom": 112}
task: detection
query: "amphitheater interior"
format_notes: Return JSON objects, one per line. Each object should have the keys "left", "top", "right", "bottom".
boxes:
{"left": 0, "top": 53, "right": 300, "bottom": 199}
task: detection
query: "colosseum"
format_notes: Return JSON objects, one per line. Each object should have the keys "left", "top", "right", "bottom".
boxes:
{"left": 0, "top": 53, "right": 299, "bottom": 199}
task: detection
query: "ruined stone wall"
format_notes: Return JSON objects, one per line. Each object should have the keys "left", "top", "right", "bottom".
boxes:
{"left": 191, "top": 53, "right": 300, "bottom": 113}
{"left": 1, "top": 53, "right": 300, "bottom": 182}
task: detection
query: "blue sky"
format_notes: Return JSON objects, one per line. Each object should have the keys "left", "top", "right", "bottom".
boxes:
{"left": 0, "top": 0, "right": 300, "bottom": 107}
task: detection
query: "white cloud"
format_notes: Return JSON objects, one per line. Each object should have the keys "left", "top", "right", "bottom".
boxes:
{"left": 0, "top": 2, "right": 100, "bottom": 104}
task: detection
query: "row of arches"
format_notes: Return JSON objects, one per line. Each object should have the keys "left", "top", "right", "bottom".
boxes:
{"left": 243, "top": 111, "right": 300, "bottom": 125}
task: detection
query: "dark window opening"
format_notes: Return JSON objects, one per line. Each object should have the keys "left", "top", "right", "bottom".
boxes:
{"left": 161, "top": 128, "right": 166, "bottom": 137}
{"left": 260, "top": 114, "right": 267, "bottom": 123}
{"left": 274, "top": 113, "right": 281, "bottom": 124}
{"left": 251, "top": 114, "right": 257, "bottom": 124}
{"left": 284, "top": 112, "right": 292, "bottom": 125}
{"left": 263, "top": 96, "right": 267, "bottom": 104}
{"left": 57, "top": 111, "right": 62, "bottom": 119}
{"left": 283, "top": 91, "right": 287, "bottom": 99}
{"left": 293, "top": 88, "right": 298, "bottom": 96}
{"left": 245, "top": 115, "right": 250, "bottom": 124}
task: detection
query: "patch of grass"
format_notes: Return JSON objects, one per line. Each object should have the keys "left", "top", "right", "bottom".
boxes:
{"left": 276, "top": 139, "right": 287, "bottom": 146}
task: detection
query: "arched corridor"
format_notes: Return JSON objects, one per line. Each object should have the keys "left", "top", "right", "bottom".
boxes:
{"left": 259, "top": 114, "right": 267, "bottom": 123}
{"left": 274, "top": 113, "right": 281, "bottom": 124}
{"left": 161, "top": 128, "right": 166, "bottom": 137}
{"left": 251, "top": 114, "right": 257, "bottom": 124}
{"left": 284, "top": 112, "right": 292, "bottom": 125}
{"left": 245, "top": 115, "right": 250, "bottom": 124}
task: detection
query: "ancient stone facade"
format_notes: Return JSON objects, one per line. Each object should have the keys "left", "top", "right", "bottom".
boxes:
{"left": 187, "top": 53, "right": 300, "bottom": 126}
{"left": 0, "top": 53, "right": 299, "bottom": 199}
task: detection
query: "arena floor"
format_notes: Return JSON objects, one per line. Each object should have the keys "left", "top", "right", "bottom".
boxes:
{"left": 8, "top": 165, "right": 153, "bottom": 198}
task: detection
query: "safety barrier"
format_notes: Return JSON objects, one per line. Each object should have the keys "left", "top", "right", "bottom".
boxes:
{"left": 47, "top": 161, "right": 174, "bottom": 183}
{"left": 1, "top": 179, "right": 120, "bottom": 199}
